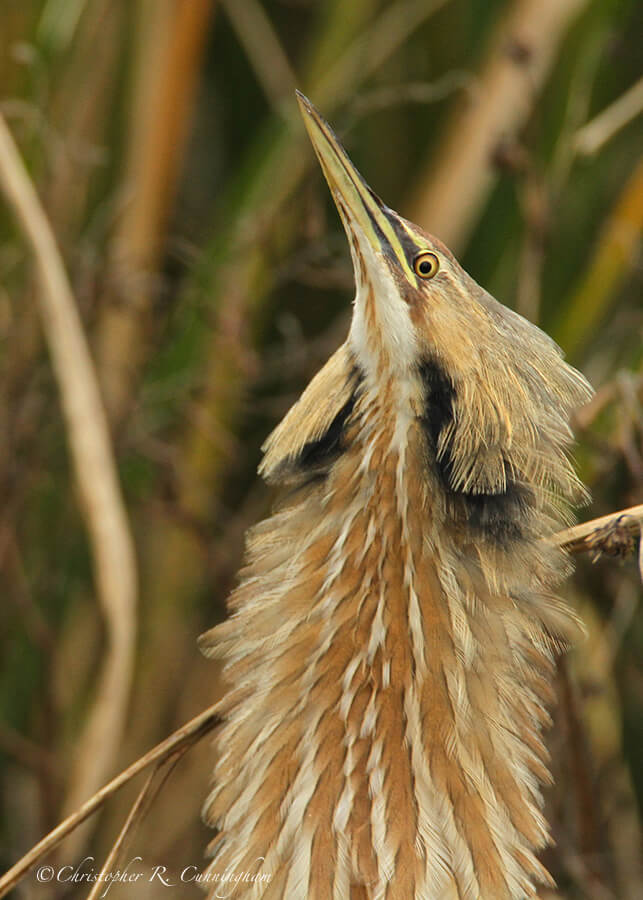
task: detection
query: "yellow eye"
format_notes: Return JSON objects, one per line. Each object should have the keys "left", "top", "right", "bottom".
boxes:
{"left": 413, "top": 251, "right": 439, "bottom": 279}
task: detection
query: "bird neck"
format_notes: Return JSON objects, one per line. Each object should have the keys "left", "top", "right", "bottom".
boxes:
{"left": 348, "top": 263, "right": 418, "bottom": 379}
{"left": 204, "top": 378, "right": 562, "bottom": 899}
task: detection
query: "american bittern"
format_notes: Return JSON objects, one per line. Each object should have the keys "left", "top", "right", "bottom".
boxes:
{"left": 199, "top": 93, "right": 593, "bottom": 899}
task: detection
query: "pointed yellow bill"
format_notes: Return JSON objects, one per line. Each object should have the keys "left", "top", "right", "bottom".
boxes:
{"left": 296, "top": 91, "right": 416, "bottom": 285}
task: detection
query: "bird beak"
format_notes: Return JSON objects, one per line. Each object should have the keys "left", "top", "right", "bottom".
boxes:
{"left": 296, "top": 91, "right": 416, "bottom": 285}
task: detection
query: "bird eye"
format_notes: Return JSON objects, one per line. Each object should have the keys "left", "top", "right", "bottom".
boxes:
{"left": 413, "top": 251, "right": 439, "bottom": 279}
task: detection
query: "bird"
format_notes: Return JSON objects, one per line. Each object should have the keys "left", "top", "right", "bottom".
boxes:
{"left": 199, "top": 91, "right": 593, "bottom": 900}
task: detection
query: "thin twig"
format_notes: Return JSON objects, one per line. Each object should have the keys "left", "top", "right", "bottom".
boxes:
{"left": 575, "top": 75, "right": 643, "bottom": 157}
{"left": 316, "top": 0, "right": 451, "bottom": 107}
{"left": 0, "top": 704, "right": 220, "bottom": 899}
{"left": 85, "top": 753, "right": 186, "bottom": 900}
{"left": 221, "top": 0, "right": 296, "bottom": 109}
{"left": 572, "top": 376, "right": 637, "bottom": 431}
{"left": 347, "top": 72, "right": 472, "bottom": 118}
{"left": 553, "top": 504, "right": 643, "bottom": 569}
{"left": 0, "top": 112, "right": 138, "bottom": 833}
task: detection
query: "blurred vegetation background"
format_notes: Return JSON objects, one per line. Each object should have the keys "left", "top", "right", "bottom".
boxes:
{"left": 0, "top": 0, "right": 641, "bottom": 897}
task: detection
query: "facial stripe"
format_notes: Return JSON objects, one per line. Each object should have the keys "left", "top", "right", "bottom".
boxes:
{"left": 334, "top": 152, "right": 417, "bottom": 284}
{"left": 393, "top": 216, "right": 428, "bottom": 259}
{"left": 305, "top": 107, "right": 418, "bottom": 285}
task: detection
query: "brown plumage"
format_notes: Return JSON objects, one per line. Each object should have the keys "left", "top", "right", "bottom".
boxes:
{"left": 199, "top": 93, "right": 593, "bottom": 899}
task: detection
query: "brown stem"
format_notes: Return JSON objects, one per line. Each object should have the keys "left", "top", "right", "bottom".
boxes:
{"left": 0, "top": 705, "right": 220, "bottom": 899}
{"left": 409, "top": 0, "right": 589, "bottom": 250}
{"left": 553, "top": 504, "right": 643, "bottom": 568}
{"left": 0, "top": 111, "right": 138, "bottom": 838}
{"left": 84, "top": 753, "right": 186, "bottom": 900}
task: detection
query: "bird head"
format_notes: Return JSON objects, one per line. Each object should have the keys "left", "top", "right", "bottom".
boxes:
{"left": 297, "top": 90, "right": 482, "bottom": 381}
{"left": 295, "top": 91, "right": 592, "bottom": 505}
